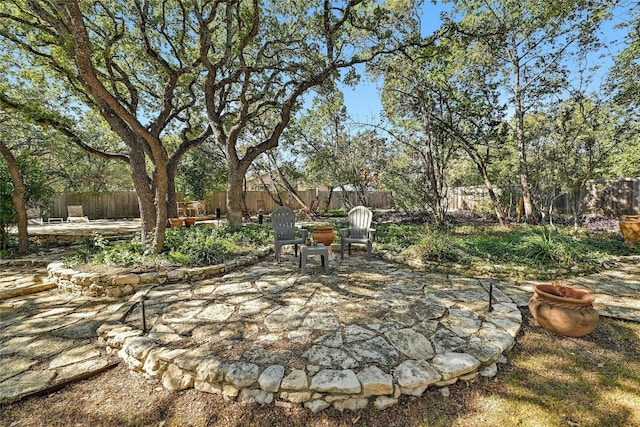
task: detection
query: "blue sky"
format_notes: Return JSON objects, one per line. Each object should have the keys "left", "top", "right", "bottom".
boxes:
{"left": 340, "top": 1, "right": 632, "bottom": 123}
{"left": 340, "top": 1, "right": 450, "bottom": 122}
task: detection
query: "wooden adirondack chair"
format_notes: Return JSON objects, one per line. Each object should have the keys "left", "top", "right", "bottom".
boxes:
{"left": 272, "top": 206, "right": 308, "bottom": 262}
{"left": 339, "top": 206, "right": 375, "bottom": 260}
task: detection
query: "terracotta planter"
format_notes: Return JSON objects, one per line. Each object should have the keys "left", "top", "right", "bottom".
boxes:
{"left": 169, "top": 218, "right": 183, "bottom": 228}
{"left": 528, "top": 284, "right": 599, "bottom": 337}
{"left": 184, "top": 217, "right": 197, "bottom": 228}
{"left": 312, "top": 226, "right": 335, "bottom": 246}
{"left": 619, "top": 215, "right": 640, "bottom": 244}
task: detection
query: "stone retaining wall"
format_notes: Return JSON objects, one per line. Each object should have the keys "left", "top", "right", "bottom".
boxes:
{"left": 47, "top": 247, "right": 272, "bottom": 297}
{"left": 97, "top": 322, "right": 507, "bottom": 413}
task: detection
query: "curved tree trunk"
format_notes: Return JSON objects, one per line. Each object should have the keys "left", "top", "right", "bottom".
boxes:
{"left": 129, "top": 148, "right": 156, "bottom": 244}
{"left": 149, "top": 153, "right": 170, "bottom": 254}
{"left": 0, "top": 141, "right": 29, "bottom": 254}
{"left": 476, "top": 162, "right": 506, "bottom": 227}
{"left": 268, "top": 152, "right": 308, "bottom": 210}
{"left": 166, "top": 168, "right": 178, "bottom": 219}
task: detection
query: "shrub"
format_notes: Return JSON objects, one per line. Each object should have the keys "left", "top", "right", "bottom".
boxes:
{"left": 415, "top": 225, "right": 461, "bottom": 263}
{"left": 164, "top": 224, "right": 271, "bottom": 266}
{"left": 373, "top": 223, "right": 421, "bottom": 252}
{"left": 523, "top": 226, "right": 582, "bottom": 267}
{"left": 67, "top": 224, "right": 273, "bottom": 269}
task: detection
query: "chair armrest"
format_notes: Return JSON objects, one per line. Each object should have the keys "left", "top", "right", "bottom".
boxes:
{"left": 339, "top": 228, "right": 349, "bottom": 238}
{"left": 368, "top": 228, "right": 376, "bottom": 241}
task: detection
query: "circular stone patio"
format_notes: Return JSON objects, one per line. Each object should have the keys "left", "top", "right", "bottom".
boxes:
{"left": 97, "top": 252, "right": 522, "bottom": 413}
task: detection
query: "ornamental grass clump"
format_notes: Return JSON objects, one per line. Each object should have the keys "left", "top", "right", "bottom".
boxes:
{"left": 523, "top": 225, "right": 582, "bottom": 267}
{"left": 415, "top": 225, "right": 461, "bottom": 263}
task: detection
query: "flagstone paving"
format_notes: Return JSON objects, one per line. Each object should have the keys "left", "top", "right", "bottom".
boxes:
{"left": 1, "top": 247, "right": 639, "bottom": 412}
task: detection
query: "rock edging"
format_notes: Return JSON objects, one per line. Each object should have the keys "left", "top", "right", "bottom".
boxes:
{"left": 97, "top": 319, "right": 515, "bottom": 413}
{"left": 47, "top": 247, "right": 272, "bottom": 297}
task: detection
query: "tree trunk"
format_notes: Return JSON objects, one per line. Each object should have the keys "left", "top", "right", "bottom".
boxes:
{"left": 323, "top": 188, "right": 334, "bottom": 212}
{"left": 150, "top": 158, "right": 170, "bottom": 254}
{"left": 166, "top": 168, "right": 178, "bottom": 218}
{"left": 129, "top": 148, "right": 156, "bottom": 245}
{"left": 0, "top": 141, "right": 29, "bottom": 254}
{"left": 513, "top": 78, "right": 537, "bottom": 225}
{"left": 227, "top": 165, "right": 246, "bottom": 226}
{"left": 476, "top": 162, "right": 506, "bottom": 227}
{"left": 268, "top": 152, "right": 308, "bottom": 210}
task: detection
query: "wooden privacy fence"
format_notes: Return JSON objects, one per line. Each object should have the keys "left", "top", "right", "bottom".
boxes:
{"left": 49, "top": 179, "right": 637, "bottom": 220}
{"left": 49, "top": 191, "right": 140, "bottom": 220}
{"left": 578, "top": 178, "right": 639, "bottom": 217}
{"left": 448, "top": 187, "right": 499, "bottom": 212}
{"left": 211, "top": 190, "right": 391, "bottom": 216}
{"left": 48, "top": 190, "right": 391, "bottom": 219}
{"left": 548, "top": 179, "right": 640, "bottom": 217}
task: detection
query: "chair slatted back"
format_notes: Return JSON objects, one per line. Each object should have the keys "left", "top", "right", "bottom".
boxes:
{"left": 348, "top": 206, "right": 372, "bottom": 239}
{"left": 272, "top": 206, "right": 297, "bottom": 239}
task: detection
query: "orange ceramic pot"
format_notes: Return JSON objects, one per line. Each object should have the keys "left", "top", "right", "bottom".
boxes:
{"left": 184, "top": 217, "right": 197, "bottom": 227}
{"left": 312, "top": 226, "right": 335, "bottom": 246}
{"left": 528, "top": 284, "right": 598, "bottom": 337}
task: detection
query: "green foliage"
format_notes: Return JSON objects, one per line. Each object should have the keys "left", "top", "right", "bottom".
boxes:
{"left": 374, "top": 223, "right": 423, "bottom": 252}
{"left": 164, "top": 224, "right": 272, "bottom": 266}
{"left": 70, "top": 234, "right": 145, "bottom": 267}
{"left": 176, "top": 145, "right": 228, "bottom": 200}
{"left": 323, "top": 209, "right": 347, "bottom": 217}
{"left": 521, "top": 226, "right": 581, "bottom": 266}
{"left": 0, "top": 145, "right": 54, "bottom": 227}
{"left": 0, "top": 167, "right": 13, "bottom": 226}
{"left": 414, "top": 225, "right": 461, "bottom": 262}
{"left": 378, "top": 223, "right": 639, "bottom": 276}
{"left": 69, "top": 224, "right": 273, "bottom": 269}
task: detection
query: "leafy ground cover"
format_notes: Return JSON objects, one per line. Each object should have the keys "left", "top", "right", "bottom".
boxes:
{"left": 373, "top": 220, "right": 638, "bottom": 280}
{"left": 66, "top": 224, "right": 273, "bottom": 271}
{"left": 63, "top": 214, "right": 638, "bottom": 279}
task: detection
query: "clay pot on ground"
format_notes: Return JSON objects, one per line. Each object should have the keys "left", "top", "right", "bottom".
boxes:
{"left": 528, "top": 284, "right": 599, "bottom": 337}
{"left": 169, "top": 218, "right": 183, "bottom": 228}
{"left": 312, "top": 226, "right": 335, "bottom": 246}
{"left": 619, "top": 215, "right": 640, "bottom": 244}
{"left": 184, "top": 217, "right": 197, "bottom": 227}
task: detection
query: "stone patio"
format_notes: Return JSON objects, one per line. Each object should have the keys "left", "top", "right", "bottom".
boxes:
{"left": 1, "top": 223, "right": 639, "bottom": 411}
{"left": 99, "top": 253, "right": 522, "bottom": 412}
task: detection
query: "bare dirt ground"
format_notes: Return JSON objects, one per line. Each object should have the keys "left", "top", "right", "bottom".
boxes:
{"left": 2, "top": 313, "right": 639, "bottom": 427}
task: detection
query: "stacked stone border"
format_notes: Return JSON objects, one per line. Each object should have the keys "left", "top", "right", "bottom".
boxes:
{"left": 97, "top": 308, "right": 518, "bottom": 413}
{"left": 379, "top": 251, "right": 640, "bottom": 281}
{"left": 46, "top": 247, "right": 272, "bottom": 298}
